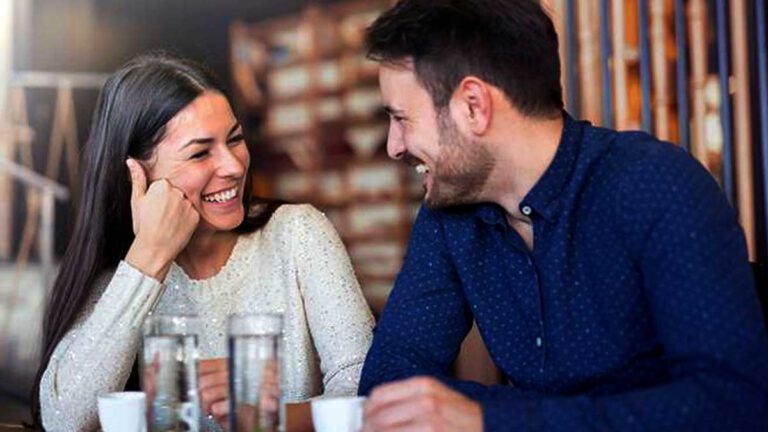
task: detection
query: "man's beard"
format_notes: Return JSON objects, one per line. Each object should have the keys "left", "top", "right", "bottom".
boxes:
{"left": 425, "top": 112, "right": 495, "bottom": 209}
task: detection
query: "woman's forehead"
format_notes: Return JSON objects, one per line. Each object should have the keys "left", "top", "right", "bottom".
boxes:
{"left": 162, "top": 92, "right": 235, "bottom": 143}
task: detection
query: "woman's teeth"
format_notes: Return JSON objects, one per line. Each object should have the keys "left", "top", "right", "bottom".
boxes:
{"left": 415, "top": 164, "right": 429, "bottom": 175}
{"left": 203, "top": 187, "right": 237, "bottom": 203}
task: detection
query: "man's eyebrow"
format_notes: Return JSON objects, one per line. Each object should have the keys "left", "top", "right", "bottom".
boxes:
{"left": 383, "top": 106, "right": 405, "bottom": 116}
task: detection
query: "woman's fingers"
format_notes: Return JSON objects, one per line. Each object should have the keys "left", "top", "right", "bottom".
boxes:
{"left": 199, "top": 358, "right": 229, "bottom": 417}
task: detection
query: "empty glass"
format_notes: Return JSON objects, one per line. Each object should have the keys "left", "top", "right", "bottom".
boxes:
{"left": 228, "top": 313, "right": 284, "bottom": 432}
{"left": 141, "top": 315, "right": 201, "bottom": 432}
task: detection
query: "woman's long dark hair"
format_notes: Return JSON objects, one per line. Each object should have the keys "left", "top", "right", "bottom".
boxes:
{"left": 31, "top": 52, "right": 281, "bottom": 426}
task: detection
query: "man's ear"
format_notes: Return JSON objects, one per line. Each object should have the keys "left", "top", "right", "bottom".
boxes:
{"left": 450, "top": 76, "right": 493, "bottom": 136}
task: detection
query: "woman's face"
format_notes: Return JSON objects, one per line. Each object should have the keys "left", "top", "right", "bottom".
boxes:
{"left": 145, "top": 91, "right": 250, "bottom": 235}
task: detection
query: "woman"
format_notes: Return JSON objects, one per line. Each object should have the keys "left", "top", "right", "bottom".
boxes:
{"left": 33, "top": 52, "right": 374, "bottom": 431}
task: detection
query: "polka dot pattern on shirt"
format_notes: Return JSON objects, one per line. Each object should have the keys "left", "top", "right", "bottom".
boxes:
{"left": 360, "top": 113, "right": 768, "bottom": 431}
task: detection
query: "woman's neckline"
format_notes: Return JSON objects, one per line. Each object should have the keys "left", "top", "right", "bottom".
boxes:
{"left": 171, "top": 233, "right": 246, "bottom": 284}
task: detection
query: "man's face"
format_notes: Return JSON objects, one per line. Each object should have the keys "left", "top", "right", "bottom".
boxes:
{"left": 379, "top": 63, "right": 494, "bottom": 209}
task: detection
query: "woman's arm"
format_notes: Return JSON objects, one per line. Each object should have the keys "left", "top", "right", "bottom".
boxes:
{"left": 39, "top": 262, "right": 164, "bottom": 431}
{"left": 291, "top": 205, "right": 375, "bottom": 396}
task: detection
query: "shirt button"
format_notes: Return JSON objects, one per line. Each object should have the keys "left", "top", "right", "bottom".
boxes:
{"left": 536, "top": 337, "right": 543, "bottom": 347}
{"left": 521, "top": 206, "right": 532, "bottom": 216}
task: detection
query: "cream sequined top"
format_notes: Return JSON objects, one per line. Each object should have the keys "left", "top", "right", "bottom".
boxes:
{"left": 40, "top": 204, "right": 375, "bottom": 431}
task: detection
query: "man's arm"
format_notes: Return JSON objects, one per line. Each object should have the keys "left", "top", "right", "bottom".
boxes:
{"left": 362, "top": 147, "right": 768, "bottom": 431}
{"left": 476, "top": 147, "right": 768, "bottom": 431}
{"left": 358, "top": 205, "right": 476, "bottom": 395}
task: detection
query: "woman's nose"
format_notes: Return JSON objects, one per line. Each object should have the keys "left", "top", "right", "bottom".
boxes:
{"left": 216, "top": 145, "right": 247, "bottom": 177}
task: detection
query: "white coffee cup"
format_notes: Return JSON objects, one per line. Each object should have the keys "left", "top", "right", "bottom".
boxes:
{"left": 311, "top": 396, "right": 366, "bottom": 432}
{"left": 97, "top": 391, "right": 147, "bottom": 432}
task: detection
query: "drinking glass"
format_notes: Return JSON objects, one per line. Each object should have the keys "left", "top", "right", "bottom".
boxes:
{"left": 142, "top": 314, "right": 201, "bottom": 432}
{"left": 227, "top": 313, "right": 284, "bottom": 432}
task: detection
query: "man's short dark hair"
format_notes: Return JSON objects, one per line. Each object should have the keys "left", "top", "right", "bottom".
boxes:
{"left": 365, "top": 0, "right": 563, "bottom": 118}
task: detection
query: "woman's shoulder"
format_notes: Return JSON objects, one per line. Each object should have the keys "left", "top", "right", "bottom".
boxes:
{"left": 241, "top": 203, "right": 340, "bottom": 251}
{"left": 261, "top": 203, "right": 330, "bottom": 233}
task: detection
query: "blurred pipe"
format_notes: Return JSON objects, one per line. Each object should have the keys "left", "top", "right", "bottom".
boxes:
{"left": 551, "top": 0, "right": 571, "bottom": 116}
{"left": 0, "top": 0, "right": 12, "bottom": 260}
{"left": 716, "top": 0, "right": 735, "bottom": 204}
{"left": 0, "top": 159, "right": 70, "bottom": 200}
{"left": 611, "top": 0, "right": 629, "bottom": 130}
{"left": 730, "top": 0, "right": 755, "bottom": 259}
{"left": 565, "top": 0, "right": 579, "bottom": 117}
{"left": 674, "top": 0, "right": 690, "bottom": 151}
{"left": 546, "top": 0, "right": 569, "bottom": 116}
{"left": 0, "top": 0, "right": 10, "bottom": 113}
{"left": 638, "top": 0, "right": 653, "bottom": 133}
{"left": 650, "top": 0, "right": 670, "bottom": 141}
{"left": 578, "top": 0, "right": 602, "bottom": 124}
{"left": 40, "top": 190, "right": 54, "bottom": 290}
{"left": 756, "top": 0, "right": 768, "bottom": 261}
{"left": 10, "top": 71, "right": 107, "bottom": 89}
{"left": 688, "top": 0, "right": 709, "bottom": 164}
{"left": 599, "top": 0, "right": 613, "bottom": 128}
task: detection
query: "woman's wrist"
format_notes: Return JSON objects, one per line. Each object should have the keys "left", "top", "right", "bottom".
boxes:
{"left": 125, "top": 238, "right": 174, "bottom": 281}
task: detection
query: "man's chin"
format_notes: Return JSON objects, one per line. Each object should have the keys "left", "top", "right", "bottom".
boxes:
{"left": 424, "top": 186, "right": 479, "bottom": 210}
{"left": 424, "top": 191, "right": 455, "bottom": 210}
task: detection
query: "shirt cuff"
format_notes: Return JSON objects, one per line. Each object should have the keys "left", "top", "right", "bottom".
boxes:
{"left": 480, "top": 393, "right": 538, "bottom": 432}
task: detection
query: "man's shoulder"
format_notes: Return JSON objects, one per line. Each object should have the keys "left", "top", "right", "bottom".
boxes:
{"left": 610, "top": 131, "right": 699, "bottom": 170}
{"left": 594, "top": 128, "right": 708, "bottom": 192}
{"left": 597, "top": 129, "right": 731, "bottom": 226}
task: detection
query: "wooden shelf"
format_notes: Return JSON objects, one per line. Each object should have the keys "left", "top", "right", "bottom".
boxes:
{"left": 231, "top": 0, "right": 417, "bottom": 312}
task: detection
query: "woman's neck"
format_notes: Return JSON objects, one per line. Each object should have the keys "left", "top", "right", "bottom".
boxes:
{"left": 176, "top": 230, "right": 239, "bottom": 280}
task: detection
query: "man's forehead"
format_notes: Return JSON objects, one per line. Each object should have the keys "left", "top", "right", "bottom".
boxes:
{"left": 379, "top": 63, "right": 428, "bottom": 103}
{"left": 380, "top": 74, "right": 439, "bottom": 119}
{"left": 379, "top": 60, "right": 417, "bottom": 81}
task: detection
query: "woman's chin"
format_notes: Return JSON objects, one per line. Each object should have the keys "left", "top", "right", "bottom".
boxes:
{"left": 197, "top": 208, "right": 245, "bottom": 234}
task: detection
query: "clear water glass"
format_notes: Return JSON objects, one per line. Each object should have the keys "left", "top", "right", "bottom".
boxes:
{"left": 142, "top": 314, "right": 201, "bottom": 432}
{"left": 228, "top": 313, "right": 284, "bottom": 432}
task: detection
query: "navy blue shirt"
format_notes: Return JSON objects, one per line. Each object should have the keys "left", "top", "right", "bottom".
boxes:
{"left": 359, "top": 114, "right": 768, "bottom": 431}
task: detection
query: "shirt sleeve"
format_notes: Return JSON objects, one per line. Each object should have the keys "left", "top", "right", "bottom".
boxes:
{"left": 360, "top": 148, "right": 768, "bottom": 432}
{"left": 358, "top": 205, "right": 483, "bottom": 395}
{"left": 478, "top": 147, "right": 768, "bottom": 431}
{"left": 40, "top": 261, "right": 164, "bottom": 432}
{"left": 289, "top": 205, "right": 375, "bottom": 397}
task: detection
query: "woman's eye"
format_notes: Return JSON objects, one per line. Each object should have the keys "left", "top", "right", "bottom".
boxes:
{"left": 227, "top": 134, "right": 245, "bottom": 145}
{"left": 191, "top": 150, "right": 209, "bottom": 160}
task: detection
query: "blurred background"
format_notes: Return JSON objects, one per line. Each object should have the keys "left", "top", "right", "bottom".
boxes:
{"left": 1, "top": 0, "right": 767, "bottom": 424}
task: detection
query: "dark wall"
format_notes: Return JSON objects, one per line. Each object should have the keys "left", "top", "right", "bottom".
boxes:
{"left": 15, "top": 0, "right": 340, "bottom": 80}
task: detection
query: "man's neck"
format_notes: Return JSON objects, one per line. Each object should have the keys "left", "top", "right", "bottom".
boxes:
{"left": 483, "top": 112, "right": 564, "bottom": 220}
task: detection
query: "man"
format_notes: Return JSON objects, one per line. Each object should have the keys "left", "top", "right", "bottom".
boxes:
{"left": 357, "top": 0, "right": 768, "bottom": 431}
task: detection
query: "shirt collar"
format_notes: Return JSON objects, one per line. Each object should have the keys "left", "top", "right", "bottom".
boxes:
{"left": 475, "top": 202, "right": 506, "bottom": 225}
{"left": 472, "top": 111, "right": 585, "bottom": 226}
{"left": 519, "top": 111, "right": 585, "bottom": 222}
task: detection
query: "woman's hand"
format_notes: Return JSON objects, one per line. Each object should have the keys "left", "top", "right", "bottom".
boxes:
{"left": 125, "top": 158, "right": 199, "bottom": 280}
{"left": 198, "top": 358, "right": 230, "bottom": 429}
{"left": 230, "top": 358, "right": 282, "bottom": 431}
